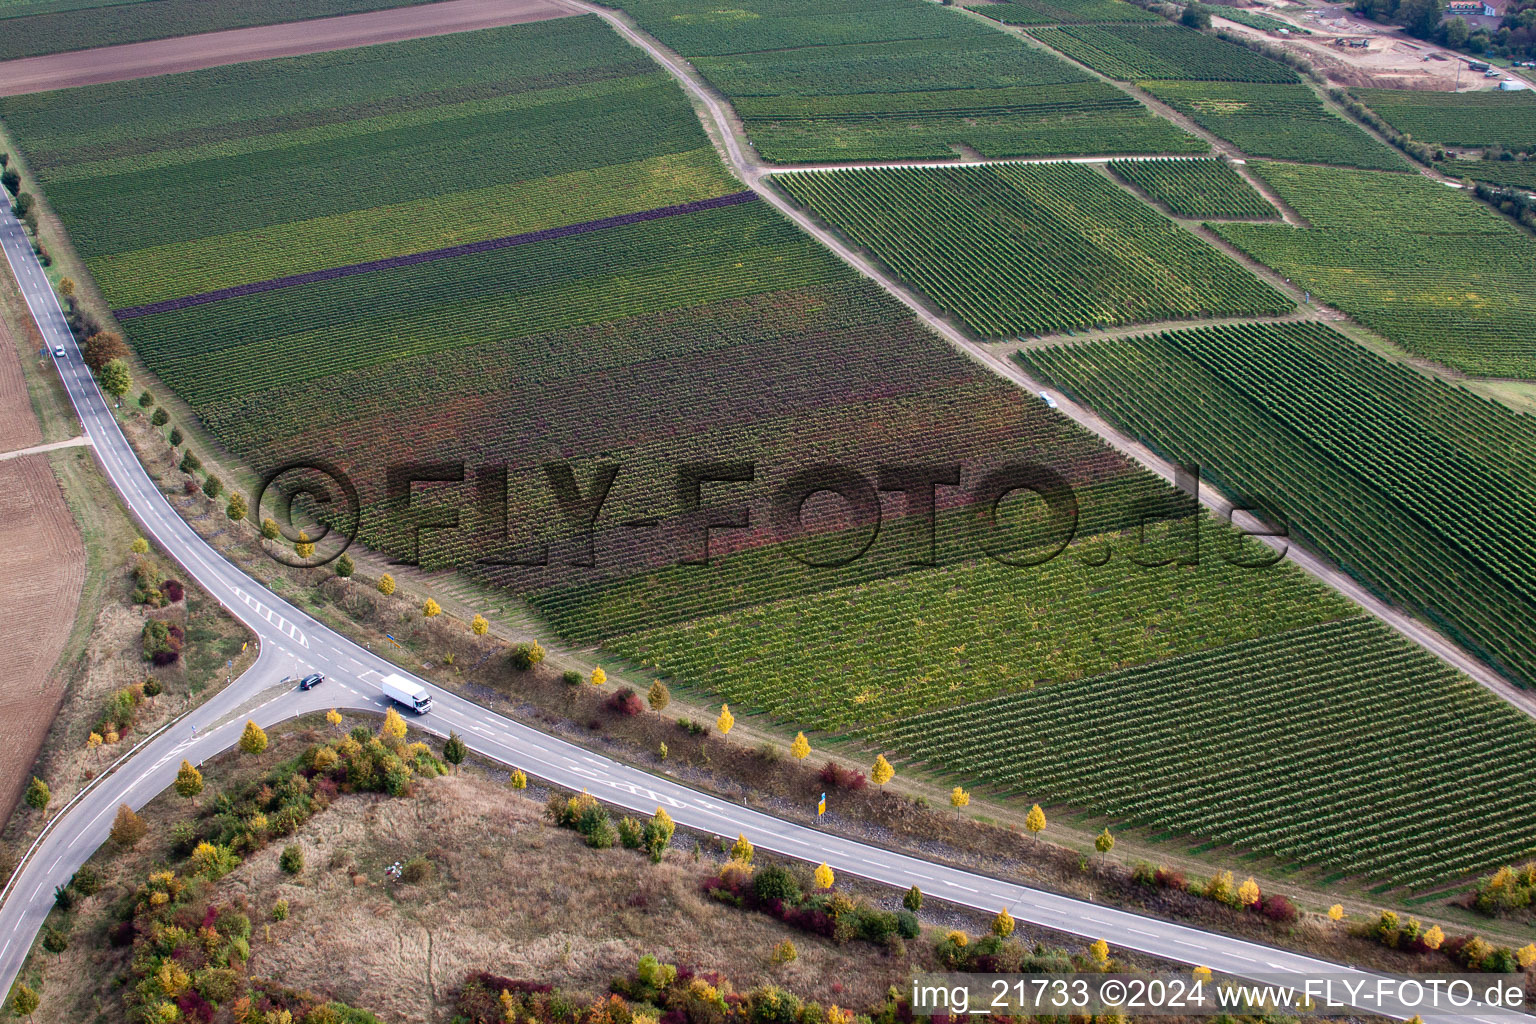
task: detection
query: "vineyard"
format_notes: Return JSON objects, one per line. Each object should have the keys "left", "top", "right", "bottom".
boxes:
{"left": 965, "top": 0, "right": 1161, "bottom": 25}
{"left": 1018, "top": 319, "right": 1536, "bottom": 688}
{"left": 0, "top": 18, "right": 736, "bottom": 309}
{"left": 614, "top": 0, "right": 1199, "bottom": 161}
{"left": 1443, "top": 157, "right": 1536, "bottom": 190}
{"left": 1141, "top": 81, "right": 1407, "bottom": 170}
{"left": 1027, "top": 24, "right": 1298, "bottom": 82}
{"left": 875, "top": 617, "right": 1536, "bottom": 888}
{"left": 1108, "top": 158, "right": 1278, "bottom": 218}
{"left": 602, "top": 535, "right": 1353, "bottom": 729}
{"left": 0, "top": 0, "right": 438, "bottom": 60}
{"left": 1206, "top": 5, "right": 1308, "bottom": 33}
{"left": 1353, "top": 87, "right": 1536, "bottom": 151}
{"left": 1216, "top": 162, "right": 1536, "bottom": 377}
{"left": 774, "top": 163, "right": 1290, "bottom": 336}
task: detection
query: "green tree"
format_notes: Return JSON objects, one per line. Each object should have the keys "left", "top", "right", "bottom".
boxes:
{"left": 1444, "top": 15, "right": 1470, "bottom": 46}
{"left": 8, "top": 982, "right": 39, "bottom": 1020}
{"left": 335, "top": 553, "right": 354, "bottom": 578}
{"left": 1181, "top": 2, "right": 1211, "bottom": 28}
{"left": 644, "top": 807, "right": 675, "bottom": 863}
{"left": 178, "top": 450, "right": 201, "bottom": 475}
{"left": 904, "top": 885, "right": 923, "bottom": 912}
{"left": 167, "top": 427, "right": 183, "bottom": 447}
{"left": 509, "top": 641, "right": 545, "bottom": 671}
{"left": 1397, "top": 0, "right": 1443, "bottom": 37}
{"left": 23, "top": 776, "right": 49, "bottom": 813}
{"left": 442, "top": 731, "right": 467, "bottom": 771}
{"left": 99, "top": 358, "right": 131, "bottom": 400}
{"left": 648, "top": 680, "right": 671, "bottom": 713}
{"left": 12, "top": 193, "right": 33, "bottom": 218}
{"left": 2, "top": 167, "right": 20, "bottom": 196}
{"left": 238, "top": 719, "right": 268, "bottom": 755}
{"left": 261, "top": 518, "right": 280, "bottom": 541}
{"left": 279, "top": 845, "right": 304, "bottom": 875}
{"left": 202, "top": 475, "right": 222, "bottom": 500}
{"left": 137, "top": 390, "right": 153, "bottom": 408}
{"left": 150, "top": 407, "right": 169, "bottom": 427}
{"left": 226, "top": 492, "right": 247, "bottom": 521}
{"left": 174, "top": 760, "right": 203, "bottom": 800}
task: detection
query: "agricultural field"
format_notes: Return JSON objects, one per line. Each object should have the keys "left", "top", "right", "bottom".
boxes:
{"left": 774, "top": 163, "right": 1290, "bottom": 336}
{"left": 0, "top": 18, "right": 739, "bottom": 309}
{"left": 1215, "top": 162, "right": 1536, "bottom": 377}
{"left": 1353, "top": 87, "right": 1536, "bottom": 151}
{"left": 876, "top": 616, "right": 1536, "bottom": 888}
{"left": 1027, "top": 24, "right": 1298, "bottom": 82}
{"left": 1018, "top": 319, "right": 1536, "bottom": 690}
{"left": 0, "top": 0, "right": 441, "bottom": 60}
{"left": 7, "top": 5, "right": 1531, "bottom": 891}
{"left": 1443, "top": 157, "right": 1536, "bottom": 189}
{"left": 1142, "top": 81, "right": 1407, "bottom": 169}
{"left": 614, "top": 0, "right": 1201, "bottom": 161}
{"left": 1206, "top": 5, "right": 1309, "bottom": 33}
{"left": 1108, "top": 157, "right": 1278, "bottom": 218}
{"left": 965, "top": 0, "right": 1161, "bottom": 26}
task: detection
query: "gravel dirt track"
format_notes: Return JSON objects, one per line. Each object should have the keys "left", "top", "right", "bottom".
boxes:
{"left": 0, "top": 0, "right": 578, "bottom": 95}
{"left": 0, "top": 453, "right": 84, "bottom": 823}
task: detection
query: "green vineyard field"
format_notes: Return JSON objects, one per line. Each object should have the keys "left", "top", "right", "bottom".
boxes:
{"left": 1207, "top": 5, "right": 1308, "bottom": 33}
{"left": 875, "top": 617, "right": 1536, "bottom": 888}
{"left": 775, "top": 163, "right": 1289, "bottom": 336}
{"left": 1108, "top": 158, "right": 1278, "bottom": 218}
{"left": 1216, "top": 162, "right": 1536, "bottom": 377}
{"left": 1142, "top": 80, "right": 1407, "bottom": 169}
{"left": 1443, "top": 157, "right": 1536, "bottom": 189}
{"left": 1018, "top": 319, "right": 1536, "bottom": 688}
{"left": 1028, "top": 24, "right": 1298, "bottom": 82}
{"left": 966, "top": 0, "right": 1160, "bottom": 26}
{"left": 1353, "top": 87, "right": 1536, "bottom": 151}
{"left": 614, "top": 0, "right": 1199, "bottom": 161}
{"left": 0, "top": 0, "right": 439, "bottom": 60}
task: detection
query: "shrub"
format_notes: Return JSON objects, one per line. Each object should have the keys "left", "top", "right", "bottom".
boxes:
{"left": 753, "top": 864, "right": 802, "bottom": 906}
{"left": 562, "top": 670, "right": 582, "bottom": 685}
{"left": 896, "top": 909, "right": 920, "bottom": 939}
{"left": 509, "top": 641, "right": 545, "bottom": 671}
{"left": 618, "top": 817, "right": 645, "bottom": 849}
{"left": 1154, "top": 867, "right": 1187, "bottom": 890}
{"left": 1132, "top": 862, "right": 1158, "bottom": 887}
{"left": 1261, "top": 894, "right": 1297, "bottom": 923}
{"left": 42, "top": 927, "right": 68, "bottom": 953}
{"left": 161, "top": 579, "right": 184, "bottom": 603}
{"left": 818, "top": 761, "right": 866, "bottom": 791}
{"left": 143, "top": 678, "right": 163, "bottom": 697}
{"left": 272, "top": 898, "right": 289, "bottom": 922}
{"left": 142, "top": 619, "right": 184, "bottom": 665}
{"left": 279, "top": 845, "right": 303, "bottom": 875}
{"left": 401, "top": 855, "right": 434, "bottom": 884}
{"left": 606, "top": 688, "right": 645, "bottom": 716}
{"left": 772, "top": 939, "right": 798, "bottom": 964}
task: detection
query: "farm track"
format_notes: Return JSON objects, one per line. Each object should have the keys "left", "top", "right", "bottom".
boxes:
{"left": 0, "top": 0, "right": 580, "bottom": 95}
{"left": 573, "top": 0, "right": 1536, "bottom": 724}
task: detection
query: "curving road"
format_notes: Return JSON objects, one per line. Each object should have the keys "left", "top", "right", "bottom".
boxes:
{"left": 0, "top": 97, "right": 1528, "bottom": 1024}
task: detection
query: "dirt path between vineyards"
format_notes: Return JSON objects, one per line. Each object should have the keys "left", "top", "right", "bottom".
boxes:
{"left": 0, "top": 0, "right": 578, "bottom": 95}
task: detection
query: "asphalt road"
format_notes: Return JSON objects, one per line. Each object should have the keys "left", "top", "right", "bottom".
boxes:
{"left": 0, "top": 138, "right": 1528, "bottom": 1024}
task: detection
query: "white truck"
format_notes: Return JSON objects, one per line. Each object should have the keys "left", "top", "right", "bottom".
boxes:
{"left": 381, "top": 673, "right": 433, "bottom": 714}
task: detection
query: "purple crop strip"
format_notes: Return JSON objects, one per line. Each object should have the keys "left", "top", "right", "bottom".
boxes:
{"left": 113, "top": 190, "right": 759, "bottom": 321}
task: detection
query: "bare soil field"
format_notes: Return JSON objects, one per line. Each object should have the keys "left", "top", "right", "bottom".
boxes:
{"left": 0, "top": 453, "right": 84, "bottom": 822}
{"left": 1217, "top": 7, "right": 1500, "bottom": 89}
{"left": 0, "top": 0, "right": 577, "bottom": 95}
{"left": 0, "top": 316, "right": 41, "bottom": 454}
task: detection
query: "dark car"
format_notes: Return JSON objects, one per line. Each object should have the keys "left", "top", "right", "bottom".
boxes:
{"left": 299, "top": 672, "right": 325, "bottom": 690}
